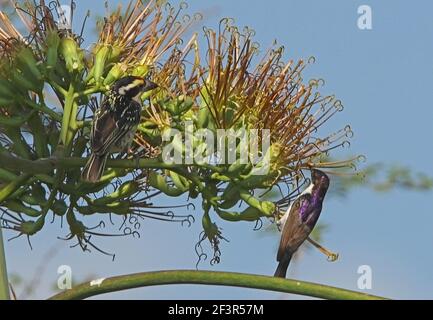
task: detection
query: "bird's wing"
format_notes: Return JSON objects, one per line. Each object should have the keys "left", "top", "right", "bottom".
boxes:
{"left": 90, "top": 106, "right": 118, "bottom": 155}
{"left": 277, "top": 194, "right": 314, "bottom": 261}
{"left": 90, "top": 97, "right": 140, "bottom": 155}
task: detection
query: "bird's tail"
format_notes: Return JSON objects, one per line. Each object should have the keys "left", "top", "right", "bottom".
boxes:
{"left": 274, "top": 252, "right": 293, "bottom": 278}
{"left": 81, "top": 153, "right": 108, "bottom": 183}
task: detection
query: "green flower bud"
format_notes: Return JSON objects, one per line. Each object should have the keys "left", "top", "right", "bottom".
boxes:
{"left": 15, "top": 47, "right": 42, "bottom": 82}
{"left": 45, "top": 31, "right": 61, "bottom": 69}
{"left": 164, "top": 96, "right": 194, "bottom": 116}
{"left": 216, "top": 206, "right": 262, "bottom": 221}
{"left": 91, "top": 44, "right": 112, "bottom": 85}
{"left": 148, "top": 171, "right": 186, "bottom": 197}
{"left": 131, "top": 64, "right": 149, "bottom": 77}
{"left": 20, "top": 216, "right": 45, "bottom": 235}
{"left": 239, "top": 191, "right": 275, "bottom": 216}
{"left": 52, "top": 199, "right": 68, "bottom": 216}
{"left": 103, "top": 63, "right": 126, "bottom": 86}
{"left": 59, "top": 37, "right": 84, "bottom": 73}
{"left": 137, "top": 121, "right": 161, "bottom": 146}
{"left": 93, "top": 181, "right": 139, "bottom": 205}
{"left": 170, "top": 171, "right": 190, "bottom": 192}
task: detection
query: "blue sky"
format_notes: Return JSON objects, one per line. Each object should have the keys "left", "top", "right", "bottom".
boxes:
{"left": 4, "top": 0, "right": 433, "bottom": 299}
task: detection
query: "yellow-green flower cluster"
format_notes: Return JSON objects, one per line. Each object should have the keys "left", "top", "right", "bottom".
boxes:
{"left": 0, "top": 1, "right": 359, "bottom": 263}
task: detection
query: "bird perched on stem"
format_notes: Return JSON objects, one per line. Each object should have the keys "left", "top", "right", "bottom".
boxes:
{"left": 82, "top": 76, "right": 158, "bottom": 182}
{"left": 274, "top": 169, "right": 330, "bottom": 278}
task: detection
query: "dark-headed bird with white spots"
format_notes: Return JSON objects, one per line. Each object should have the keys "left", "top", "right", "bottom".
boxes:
{"left": 81, "top": 76, "right": 158, "bottom": 183}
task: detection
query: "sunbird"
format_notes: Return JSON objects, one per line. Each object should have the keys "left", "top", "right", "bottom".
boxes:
{"left": 275, "top": 169, "right": 333, "bottom": 278}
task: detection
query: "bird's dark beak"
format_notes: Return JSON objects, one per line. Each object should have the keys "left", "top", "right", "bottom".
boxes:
{"left": 144, "top": 80, "right": 158, "bottom": 92}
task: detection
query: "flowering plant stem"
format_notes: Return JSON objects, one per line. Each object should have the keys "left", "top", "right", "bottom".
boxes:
{"left": 48, "top": 270, "right": 388, "bottom": 300}
{"left": 0, "top": 173, "right": 33, "bottom": 300}
{"left": 0, "top": 228, "right": 10, "bottom": 300}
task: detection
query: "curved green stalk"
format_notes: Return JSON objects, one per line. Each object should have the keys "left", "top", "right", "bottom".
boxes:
{"left": 0, "top": 228, "right": 10, "bottom": 300}
{"left": 48, "top": 270, "right": 388, "bottom": 300}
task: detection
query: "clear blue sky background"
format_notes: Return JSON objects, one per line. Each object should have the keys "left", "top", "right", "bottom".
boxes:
{"left": 4, "top": 0, "right": 433, "bottom": 299}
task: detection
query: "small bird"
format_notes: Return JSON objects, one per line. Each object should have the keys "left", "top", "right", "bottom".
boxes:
{"left": 81, "top": 76, "right": 158, "bottom": 182}
{"left": 274, "top": 169, "right": 330, "bottom": 278}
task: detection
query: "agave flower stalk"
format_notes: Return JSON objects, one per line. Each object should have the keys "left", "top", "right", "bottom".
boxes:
{"left": 0, "top": 1, "right": 360, "bottom": 267}
{"left": 0, "top": 228, "right": 9, "bottom": 299}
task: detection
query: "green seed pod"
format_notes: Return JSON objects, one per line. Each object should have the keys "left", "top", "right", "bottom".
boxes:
{"left": 91, "top": 44, "right": 112, "bottom": 85}
{"left": 148, "top": 171, "right": 185, "bottom": 197}
{"left": 169, "top": 171, "right": 190, "bottom": 192}
{"left": 164, "top": 100, "right": 178, "bottom": 115}
{"left": 107, "top": 45, "right": 122, "bottom": 65}
{"left": 215, "top": 206, "right": 262, "bottom": 222}
{"left": 21, "top": 184, "right": 46, "bottom": 205}
{"left": 178, "top": 96, "right": 194, "bottom": 114}
{"left": 66, "top": 212, "right": 86, "bottom": 237}
{"left": 103, "top": 63, "right": 126, "bottom": 86}
{"left": 52, "top": 199, "right": 68, "bottom": 216}
{"left": 20, "top": 216, "right": 45, "bottom": 235}
{"left": 45, "top": 31, "right": 61, "bottom": 69}
{"left": 93, "top": 181, "right": 139, "bottom": 205}
{"left": 32, "top": 183, "right": 46, "bottom": 201}
{"left": 218, "top": 196, "right": 239, "bottom": 210}
{"left": 239, "top": 191, "right": 275, "bottom": 216}
{"left": 20, "top": 194, "right": 43, "bottom": 206}
{"left": 131, "top": 64, "right": 149, "bottom": 77}
{"left": 59, "top": 37, "right": 84, "bottom": 73}
{"left": 202, "top": 212, "right": 217, "bottom": 239}
{"left": 210, "top": 172, "right": 231, "bottom": 182}
{"left": 196, "top": 104, "right": 209, "bottom": 128}
{"left": 15, "top": 46, "right": 42, "bottom": 82}
{"left": 137, "top": 121, "right": 161, "bottom": 146}
{"left": 88, "top": 201, "right": 131, "bottom": 215}
{"left": 218, "top": 183, "right": 241, "bottom": 209}
{"left": 164, "top": 96, "right": 194, "bottom": 116}
{"left": 222, "top": 182, "right": 238, "bottom": 199}
{"left": 244, "top": 171, "right": 279, "bottom": 189}
{"left": 5, "top": 199, "right": 41, "bottom": 217}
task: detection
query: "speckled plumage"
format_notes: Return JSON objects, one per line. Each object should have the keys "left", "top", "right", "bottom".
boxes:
{"left": 81, "top": 76, "right": 158, "bottom": 182}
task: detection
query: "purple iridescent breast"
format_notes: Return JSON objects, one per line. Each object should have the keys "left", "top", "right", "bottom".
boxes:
{"left": 298, "top": 197, "right": 311, "bottom": 222}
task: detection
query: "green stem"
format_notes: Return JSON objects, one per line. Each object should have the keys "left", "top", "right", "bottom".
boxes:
{"left": 59, "top": 84, "right": 76, "bottom": 146}
{"left": 0, "top": 228, "right": 10, "bottom": 300}
{"left": 22, "top": 99, "right": 62, "bottom": 122}
{"left": 47, "top": 270, "right": 388, "bottom": 300}
{"left": 0, "top": 173, "right": 32, "bottom": 203}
